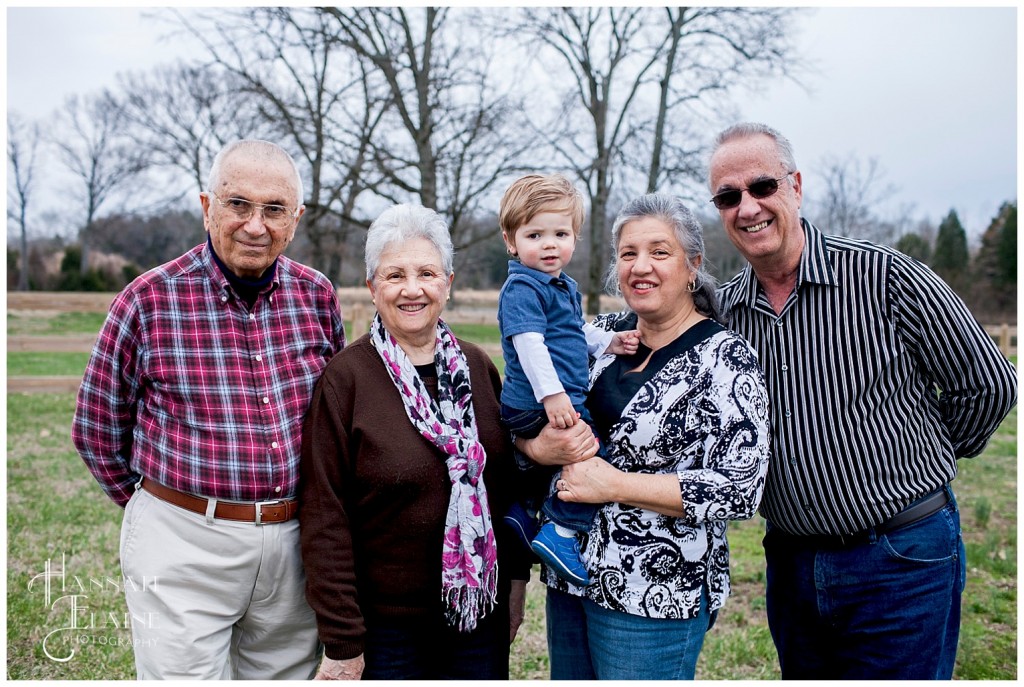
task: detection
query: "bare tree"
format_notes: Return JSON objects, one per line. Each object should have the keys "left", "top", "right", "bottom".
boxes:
{"left": 813, "top": 153, "right": 898, "bottom": 243}
{"left": 53, "top": 92, "right": 149, "bottom": 275}
{"left": 118, "top": 62, "right": 269, "bottom": 196}
{"left": 7, "top": 112, "right": 42, "bottom": 291}
{"left": 645, "top": 7, "right": 800, "bottom": 194}
{"left": 321, "top": 6, "right": 531, "bottom": 251}
{"left": 167, "top": 7, "right": 388, "bottom": 282}
{"left": 514, "top": 7, "right": 670, "bottom": 313}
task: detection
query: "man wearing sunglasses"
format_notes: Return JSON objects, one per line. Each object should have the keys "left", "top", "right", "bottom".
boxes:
{"left": 73, "top": 140, "right": 346, "bottom": 678}
{"left": 710, "top": 122, "right": 1016, "bottom": 679}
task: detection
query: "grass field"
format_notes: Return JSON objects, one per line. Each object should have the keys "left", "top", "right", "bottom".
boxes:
{"left": 5, "top": 312, "right": 1017, "bottom": 679}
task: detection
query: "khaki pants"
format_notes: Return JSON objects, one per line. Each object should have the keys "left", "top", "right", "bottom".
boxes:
{"left": 119, "top": 487, "right": 320, "bottom": 679}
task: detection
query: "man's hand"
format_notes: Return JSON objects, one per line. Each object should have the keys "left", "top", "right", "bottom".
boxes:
{"left": 607, "top": 329, "right": 641, "bottom": 356}
{"left": 543, "top": 392, "right": 577, "bottom": 429}
{"left": 516, "top": 419, "right": 599, "bottom": 467}
{"left": 509, "top": 579, "right": 528, "bottom": 644}
{"left": 315, "top": 654, "right": 364, "bottom": 680}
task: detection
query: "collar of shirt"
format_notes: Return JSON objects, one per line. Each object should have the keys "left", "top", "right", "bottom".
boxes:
{"left": 726, "top": 219, "right": 837, "bottom": 311}
{"left": 507, "top": 259, "right": 578, "bottom": 292}
{"left": 202, "top": 240, "right": 281, "bottom": 306}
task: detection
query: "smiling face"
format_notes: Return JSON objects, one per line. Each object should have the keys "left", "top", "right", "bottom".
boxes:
{"left": 709, "top": 133, "right": 804, "bottom": 274}
{"left": 367, "top": 237, "right": 453, "bottom": 352}
{"left": 616, "top": 216, "right": 698, "bottom": 325}
{"left": 201, "top": 149, "right": 303, "bottom": 278}
{"left": 503, "top": 211, "right": 578, "bottom": 277}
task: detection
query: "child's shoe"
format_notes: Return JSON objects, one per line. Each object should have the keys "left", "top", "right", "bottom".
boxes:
{"left": 503, "top": 502, "right": 539, "bottom": 553}
{"left": 531, "top": 522, "right": 590, "bottom": 586}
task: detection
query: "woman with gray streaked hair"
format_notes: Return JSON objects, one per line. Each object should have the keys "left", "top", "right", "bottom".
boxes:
{"left": 299, "top": 203, "right": 531, "bottom": 680}
{"left": 518, "top": 192, "right": 770, "bottom": 680}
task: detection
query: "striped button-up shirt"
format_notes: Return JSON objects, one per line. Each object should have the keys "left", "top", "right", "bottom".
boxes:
{"left": 72, "top": 243, "right": 346, "bottom": 507}
{"left": 719, "top": 220, "right": 1017, "bottom": 535}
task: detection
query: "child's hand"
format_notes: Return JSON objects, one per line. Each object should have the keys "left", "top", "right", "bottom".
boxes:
{"left": 607, "top": 329, "right": 640, "bottom": 355}
{"left": 543, "top": 392, "right": 577, "bottom": 429}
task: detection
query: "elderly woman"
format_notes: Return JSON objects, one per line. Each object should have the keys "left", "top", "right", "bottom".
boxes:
{"left": 520, "top": 193, "right": 771, "bottom": 680}
{"left": 299, "top": 204, "right": 530, "bottom": 680}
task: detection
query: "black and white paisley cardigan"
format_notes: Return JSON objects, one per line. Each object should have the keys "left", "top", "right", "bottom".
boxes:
{"left": 542, "top": 312, "right": 770, "bottom": 620}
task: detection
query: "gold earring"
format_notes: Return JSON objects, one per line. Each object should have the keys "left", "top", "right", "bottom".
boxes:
{"left": 687, "top": 280, "right": 697, "bottom": 293}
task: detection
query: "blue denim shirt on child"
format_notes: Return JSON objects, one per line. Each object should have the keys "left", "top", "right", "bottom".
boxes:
{"left": 498, "top": 260, "right": 589, "bottom": 411}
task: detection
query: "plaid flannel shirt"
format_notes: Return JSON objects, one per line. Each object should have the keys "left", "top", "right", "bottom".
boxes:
{"left": 72, "top": 243, "right": 346, "bottom": 507}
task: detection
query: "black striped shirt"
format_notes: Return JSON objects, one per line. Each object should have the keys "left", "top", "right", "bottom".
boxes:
{"left": 718, "top": 220, "right": 1017, "bottom": 535}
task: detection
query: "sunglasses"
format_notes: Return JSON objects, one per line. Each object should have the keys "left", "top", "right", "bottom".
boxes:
{"left": 709, "top": 174, "right": 793, "bottom": 210}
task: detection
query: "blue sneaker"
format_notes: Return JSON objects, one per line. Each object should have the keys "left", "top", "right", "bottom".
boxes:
{"left": 531, "top": 522, "right": 590, "bottom": 586}
{"left": 503, "top": 502, "right": 539, "bottom": 553}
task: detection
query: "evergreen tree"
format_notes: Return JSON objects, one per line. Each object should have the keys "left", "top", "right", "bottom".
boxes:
{"left": 931, "top": 209, "right": 970, "bottom": 295}
{"left": 894, "top": 232, "right": 931, "bottom": 264}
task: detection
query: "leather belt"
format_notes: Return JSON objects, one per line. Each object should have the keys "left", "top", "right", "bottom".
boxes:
{"left": 140, "top": 478, "right": 298, "bottom": 525}
{"left": 772, "top": 487, "right": 950, "bottom": 548}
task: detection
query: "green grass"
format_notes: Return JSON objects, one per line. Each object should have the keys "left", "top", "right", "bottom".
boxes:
{"left": 6, "top": 317, "right": 1016, "bottom": 679}
{"left": 7, "top": 311, "right": 108, "bottom": 336}
{"left": 7, "top": 352, "right": 91, "bottom": 377}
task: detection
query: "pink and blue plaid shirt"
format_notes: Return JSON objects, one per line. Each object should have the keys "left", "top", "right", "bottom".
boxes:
{"left": 72, "top": 243, "right": 346, "bottom": 507}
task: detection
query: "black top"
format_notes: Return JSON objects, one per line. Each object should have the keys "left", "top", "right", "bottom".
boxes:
{"left": 587, "top": 318, "right": 723, "bottom": 442}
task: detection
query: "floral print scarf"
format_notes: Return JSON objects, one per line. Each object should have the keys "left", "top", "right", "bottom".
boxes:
{"left": 369, "top": 313, "right": 498, "bottom": 631}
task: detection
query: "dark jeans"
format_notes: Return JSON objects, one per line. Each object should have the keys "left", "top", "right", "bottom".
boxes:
{"left": 361, "top": 603, "right": 510, "bottom": 679}
{"left": 763, "top": 487, "right": 965, "bottom": 679}
{"left": 501, "top": 403, "right": 601, "bottom": 532}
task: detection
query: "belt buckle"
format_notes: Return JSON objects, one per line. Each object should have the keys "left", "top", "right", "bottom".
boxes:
{"left": 255, "top": 499, "right": 284, "bottom": 525}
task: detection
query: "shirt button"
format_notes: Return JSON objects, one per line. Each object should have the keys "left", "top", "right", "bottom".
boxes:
{"left": 221, "top": 295, "right": 228, "bottom": 303}
{"left": 789, "top": 457, "right": 797, "bottom": 465}
{"left": 255, "top": 354, "right": 263, "bottom": 362}
{"left": 775, "top": 320, "right": 783, "bottom": 327}
{"left": 781, "top": 364, "right": 789, "bottom": 371}
{"left": 262, "top": 396, "right": 270, "bottom": 404}
{"left": 271, "top": 441, "right": 279, "bottom": 449}
{"left": 274, "top": 486, "right": 282, "bottom": 493}
{"left": 250, "top": 313, "right": 256, "bottom": 320}
{"left": 785, "top": 409, "right": 792, "bottom": 418}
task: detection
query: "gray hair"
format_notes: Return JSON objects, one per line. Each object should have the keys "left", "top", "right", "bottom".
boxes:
{"left": 607, "top": 193, "right": 722, "bottom": 323}
{"left": 710, "top": 122, "right": 798, "bottom": 180}
{"left": 207, "top": 140, "right": 305, "bottom": 205}
{"left": 365, "top": 204, "right": 454, "bottom": 280}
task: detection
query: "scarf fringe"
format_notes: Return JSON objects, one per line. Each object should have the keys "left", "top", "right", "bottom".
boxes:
{"left": 443, "top": 564, "right": 499, "bottom": 633}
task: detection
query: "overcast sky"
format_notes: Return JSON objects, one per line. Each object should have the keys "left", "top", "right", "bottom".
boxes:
{"left": 5, "top": 5, "right": 1019, "bottom": 239}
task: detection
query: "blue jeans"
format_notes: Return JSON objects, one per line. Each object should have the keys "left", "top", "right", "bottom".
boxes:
{"left": 763, "top": 488, "right": 965, "bottom": 679}
{"left": 361, "top": 604, "right": 509, "bottom": 679}
{"left": 545, "top": 586, "right": 716, "bottom": 680}
{"left": 501, "top": 403, "right": 601, "bottom": 531}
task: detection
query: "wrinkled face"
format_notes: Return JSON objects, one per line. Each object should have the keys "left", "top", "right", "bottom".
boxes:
{"left": 503, "top": 211, "right": 578, "bottom": 277}
{"left": 709, "top": 134, "right": 803, "bottom": 271}
{"left": 367, "top": 237, "right": 453, "bottom": 348}
{"left": 201, "top": 151, "right": 303, "bottom": 278}
{"left": 616, "top": 217, "right": 698, "bottom": 325}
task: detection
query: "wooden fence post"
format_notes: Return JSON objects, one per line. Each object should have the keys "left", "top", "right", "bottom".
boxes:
{"left": 1000, "top": 323, "right": 1011, "bottom": 357}
{"left": 348, "top": 302, "right": 370, "bottom": 341}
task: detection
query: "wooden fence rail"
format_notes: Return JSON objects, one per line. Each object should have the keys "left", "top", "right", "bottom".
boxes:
{"left": 8, "top": 292, "right": 1016, "bottom": 357}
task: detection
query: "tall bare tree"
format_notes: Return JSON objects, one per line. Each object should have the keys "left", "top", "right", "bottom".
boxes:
{"left": 514, "top": 7, "right": 801, "bottom": 312}
{"left": 321, "top": 6, "right": 531, "bottom": 251}
{"left": 53, "top": 92, "right": 149, "bottom": 275}
{"left": 118, "top": 62, "right": 268, "bottom": 196}
{"left": 814, "top": 153, "right": 898, "bottom": 243}
{"left": 515, "top": 7, "right": 668, "bottom": 312}
{"left": 7, "top": 112, "right": 42, "bottom": 291}
{"left": 645, "top": 7, "right": 799, "bottom": 195}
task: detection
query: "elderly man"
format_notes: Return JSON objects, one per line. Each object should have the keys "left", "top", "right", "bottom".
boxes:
{"left": 708, "top": 122, "right": 1017, "bottom": 679}
{"left": 72, "top": 140, "right": 346, "bottom": 679}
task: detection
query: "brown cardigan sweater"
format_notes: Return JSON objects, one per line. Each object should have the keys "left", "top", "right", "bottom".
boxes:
{"left": 299, "top": 334, "right": 530, "bottom": 660}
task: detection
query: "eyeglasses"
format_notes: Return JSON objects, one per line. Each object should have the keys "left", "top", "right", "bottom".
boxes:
{"left": 709, "top": 174, "right": 793, "bottom": 210}
{"left": 209, "top": 193, "right": 299, "bottom": 229}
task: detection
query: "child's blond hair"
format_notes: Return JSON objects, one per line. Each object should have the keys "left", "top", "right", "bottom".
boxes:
{"left": 499, "top": 174, "right": 586, "bottom": 240}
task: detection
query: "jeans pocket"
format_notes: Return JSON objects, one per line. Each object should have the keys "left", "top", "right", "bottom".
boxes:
{"left": 879, "top": 505, "right": 958, "bottom": 564}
